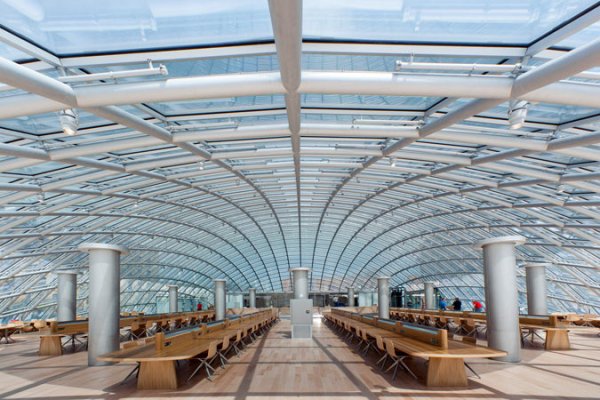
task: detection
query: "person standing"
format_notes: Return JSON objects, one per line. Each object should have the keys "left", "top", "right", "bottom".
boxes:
{"left": 452, "top": 297, "right": 462, "bottom": 311}
{"left": 439, "top": 297, "right": 447, "bottom": 311}
{"left": 472, "top": 299, "right": 483, "bottom": 313}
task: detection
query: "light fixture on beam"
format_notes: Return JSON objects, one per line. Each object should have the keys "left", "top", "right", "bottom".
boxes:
{"left": 198, "top": 161, "right": 205, "bottom": 170}
{"left": 168, "top": 121, "right": 239, "bottom": 131}
{"left": 58, "top": 109, "right": 79, "bottom": 135}
{"left": 59, "top": 60, "right": 168, "bottom": 83}
{"left": 389, "top": 157, "right": 396, "bottom": 167}
{"left": 352, "top": 118, "right": 423, "bottom": 127}
{"left": 508, "top": 100, "right": 529, "bottom": 130}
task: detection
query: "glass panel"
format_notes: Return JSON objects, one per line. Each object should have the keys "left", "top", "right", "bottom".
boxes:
{"left": 0, "top": 0, "right": 273, "bottom": 55}
{"left": 303, "top": 0, "right": 597, "bottom": 45}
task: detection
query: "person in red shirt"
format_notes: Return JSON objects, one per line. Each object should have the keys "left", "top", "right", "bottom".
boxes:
{"left": 472, "top": 300, "right": 484, "bottom": 313}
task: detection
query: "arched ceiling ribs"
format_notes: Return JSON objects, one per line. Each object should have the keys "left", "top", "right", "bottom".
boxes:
{"left": 0, "top": 151, "right": 286, "bottom": 284}
{"left": 335, "top": 199, "right": 600, "bottom": 287}
{"left": 0, "top": 210, "right": 272, "bottom": 289}
{"left": 310, "top": 40, "right": 600, "bottom": 286}
{"left": 355, "top": 226, "right": 600, "bottom": 288}
{"left": 0, "top": 230, "right": 256, "bottom": 285}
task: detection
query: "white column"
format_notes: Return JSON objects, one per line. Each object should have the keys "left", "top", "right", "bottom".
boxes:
{"left": 477, "top": 236, "right": 526, "bottom": 363}
{"left": 347, "top": 287, "right": 355, "bottom": 307}
{"left": 525, "top": 263, "right": 549, "bottom": 315}
{"left": 377, "top": 277, "right": 390, "bottom": 319}
{"left": 214, "top": 279, "right": 226, "bottom": 321}
{"left": 249, "top": 288, "right": 256, "bottom": 308}
{"left": 289, "top": 267, "right": 310, "bottom": 299}
{"left": 79, "top": 243, "right": 128, "bottom": 366}
{"left": 168, "top": 285, "right": 178, "bottom": 313}
{"left": 424, "top": 281, "right": 435, "bottom": 310}
{"left": 56, "top": 271, "right": 77, "bottom": 321}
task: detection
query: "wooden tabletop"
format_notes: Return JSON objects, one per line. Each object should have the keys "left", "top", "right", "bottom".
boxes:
{"left": 99, "top": 337, "right": 220, "bottom": 362}
{"left": 388, "top": 336, "right": 506, "bottom": 359}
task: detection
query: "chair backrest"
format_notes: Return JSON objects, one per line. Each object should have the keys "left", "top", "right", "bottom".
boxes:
{"left": 375, "top": 335, "right": 385, "bottom": 352}
{"left": 222, "top": 334, "right": 230, "bottom": 350}
{"left": 462, "top": 336, "right": 477, "bottom": 345}
{"left": 123, "top": 341, "right": 137, "bottom": 349}
{"left": 384, "top": 339, "right": 396, "bottom": 357}
{"left": 236, "top": 329, "right": 242, "bottom": 342}
{"left": 207, "top": 341, "right": 218, "bottom": 358}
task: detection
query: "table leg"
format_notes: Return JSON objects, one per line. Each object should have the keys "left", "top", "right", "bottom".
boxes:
{"left": 545, "top": 330, "right": 570, "bottom": 351}
{"left": 39, "top": 336, "right": 63, "bottom": 356}
{"left": 137, "top": 360, "right": 178, "bottom": 390}
{"left": 426, "top": 357, "right": 468, "bottom": 387}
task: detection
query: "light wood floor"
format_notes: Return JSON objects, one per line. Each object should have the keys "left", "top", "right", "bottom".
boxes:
{"left": 1, "top": 317, "right": 599, "bottom": 400}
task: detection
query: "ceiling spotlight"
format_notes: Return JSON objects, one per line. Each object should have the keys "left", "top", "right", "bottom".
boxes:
{"left": 198, "top": 161, "right": 205, "bottom": 170}
{"left": 557, "top": 184, "right": 566, "bottom": 193}
{"left": 508, "top": 100, "right": 529, "bottom": 130}
{"left": 59, "top": 109, "right": 79, "bottom": 135}
{"left": 389, "top": 158, "right": 396, "bottom": 167}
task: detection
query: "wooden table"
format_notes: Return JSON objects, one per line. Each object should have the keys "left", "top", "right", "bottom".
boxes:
{"left": 387, "top": 335, "right": 506, "bottom": 387}
{"left": 99, "top": 310, "right": 274, "bottom": 390}
{"left": 326, "top": 310, "right": 506, "bottom": 387}
{"left": 100, "top": 337, "right": 220, "bottom": 390}
{"left": 0, "top": 324, "right": 22, "bottom": 344}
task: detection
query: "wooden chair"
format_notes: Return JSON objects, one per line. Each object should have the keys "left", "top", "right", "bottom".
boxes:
{"left": 120, "top": 341, "right": 141, "bottom": 384}
{"left": 359, "top": 329, "right": 378, "bottom": 356}
{"left": 374, "top": 335, "right": 388, "bottom": 370}
{"left": 383, "top": 339, "right": 417, "bottom": 381}
{"left": 187, "top": 341, "right": 219, "bottom": 382}
{"left": 217, "top": 335, "right": 231, "bottom": 369}
{"left": 228, "top": 330, "right": 244, "bottom": 357}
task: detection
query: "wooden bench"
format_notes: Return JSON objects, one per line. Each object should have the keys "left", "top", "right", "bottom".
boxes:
{"left": 326, "top": 309, "right": 506, "bottom": 387}
{"left": 98, "top": 310, "right": 276, "bottom": 390}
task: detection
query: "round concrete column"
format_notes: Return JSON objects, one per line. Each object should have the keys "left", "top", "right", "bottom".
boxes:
{"left": 249, "top": 288, "right": 256, "bottom": 308}
{"left": 289, "top": 267, "right": 310, "bottom": 299}
{"left": 168, "top": 285, "right": 178, "bottom": 313}
{"left": 525, "top": 263, "right": 549, "bottom": 315}
{"left": 214, "top": 279, "right": 226, "bottom": 321}
{"left": 56, "top": 271, "right": 77, "bottom": 321}
{"left": 424, "top": 281, "right": 435, "bottom": 310}
{"left": 477, "top": 236, "right": 525, "bottom": 363}
{"left": 79, "top": 243, "right": 128, "bottom": 366}
{"left": 347, "top": 287, "right": 355, "bottom": 307}
{"left": 377, "top": 277, "right": 390, "bottom": 319}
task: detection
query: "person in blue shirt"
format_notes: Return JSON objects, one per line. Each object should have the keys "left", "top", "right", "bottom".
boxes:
{"left": 439, "top": 297, "right": 447, "bottom": 311}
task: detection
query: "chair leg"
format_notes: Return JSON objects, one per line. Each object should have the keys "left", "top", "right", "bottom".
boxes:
{"left": 376, "top": 353, "right": 388, "bottom": 370}
{"left": 398, "top": 356, "right": 418, "bottom": 380}
{"left": 120, "top": 363, "right": 140, "bottom": 385}
{"left": 465, "top": 362, "right": 481, "bottom": 379}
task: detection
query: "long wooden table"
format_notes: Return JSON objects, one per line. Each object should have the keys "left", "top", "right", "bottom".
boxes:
{"left": 390, "top": 307, "right": 572, "bottom": 350}
{"left": 326, "top": 309, "right": 506, "bottom": 387}
{"left": 99, "top": 309, "right": 276, "bottom": 390}
{"left": 38, "top": 310, "right": 216, "bottom": 356}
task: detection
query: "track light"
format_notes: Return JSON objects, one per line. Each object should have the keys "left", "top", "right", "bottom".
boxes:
{"left": 389, "top": 158, "right": 396, "bottom": 167}
{"left": 59, "top": 109, "right": 79, "bottom": 135}
{"left": 508, "top": 100, "right": 529, "bottom": 130}
{"left": 198, "top": 161, "right": 205, "bottom": 170}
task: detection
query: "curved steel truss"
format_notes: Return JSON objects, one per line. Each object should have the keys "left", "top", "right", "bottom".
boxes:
{"left": 0, "top": 0, "right": 599, "bottom": 320}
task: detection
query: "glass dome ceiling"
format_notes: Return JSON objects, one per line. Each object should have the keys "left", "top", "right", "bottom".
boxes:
{"left": 0, "top": 0, "right": 599, "bottom": 321}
